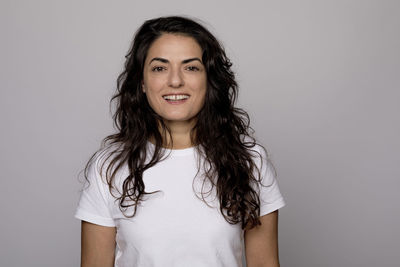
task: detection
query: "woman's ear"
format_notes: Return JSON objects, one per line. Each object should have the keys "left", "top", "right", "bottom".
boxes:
{"left": 142, "top": 82, "right": 146, "bottom": 93}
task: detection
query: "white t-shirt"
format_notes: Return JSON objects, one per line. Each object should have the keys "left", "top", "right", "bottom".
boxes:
{"left": 74, "top": 141, "right": 286, "bottom": 267}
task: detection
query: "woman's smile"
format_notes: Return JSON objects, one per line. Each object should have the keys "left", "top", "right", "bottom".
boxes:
{"left": 162, "top": 94, "right": 190, "bottom": 104}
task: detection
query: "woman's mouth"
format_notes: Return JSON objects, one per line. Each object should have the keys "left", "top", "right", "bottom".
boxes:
{"left": 162, "top": 94, "right": 190, "bottom": 104}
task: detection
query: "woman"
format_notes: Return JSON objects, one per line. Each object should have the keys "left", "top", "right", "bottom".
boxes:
{"left": 75, "top": 15, "right": 286, "bottom": 267}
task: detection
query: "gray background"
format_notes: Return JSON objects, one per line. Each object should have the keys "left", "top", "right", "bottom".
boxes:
{"left": 1, "top": 0, "right": 399, "bottom": 266}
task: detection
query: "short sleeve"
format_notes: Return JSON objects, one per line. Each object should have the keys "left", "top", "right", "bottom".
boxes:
{"left": 74, "top": 153, "right": 116, "bottom": 227}
{"left": 252, "top": 145, "right": 286, "bottom": 217}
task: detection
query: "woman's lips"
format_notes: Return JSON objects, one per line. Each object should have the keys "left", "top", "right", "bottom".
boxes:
{"left": 164, "top": 98, "right": 189, "bottom": 105}
{"left": 162, "top": 94, "right": 190, "bottom": 105}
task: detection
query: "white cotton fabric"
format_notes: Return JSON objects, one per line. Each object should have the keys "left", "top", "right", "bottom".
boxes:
{"left": 74, "top": 141, "right": 286, "bottom": 267}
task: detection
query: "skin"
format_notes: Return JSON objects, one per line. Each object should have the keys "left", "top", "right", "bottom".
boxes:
{"left": 81, "top": 221, "right": 115, "bottom": 267}
{"left": 244, "top": 210, "right": 281, "bottom": 267}
{"left": 80, "top": 33, "right": 280, "bottom": 267}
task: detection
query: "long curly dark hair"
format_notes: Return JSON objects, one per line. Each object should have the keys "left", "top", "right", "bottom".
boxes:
{"left": 84, "top": 15, "right": 274, "bottom": 230}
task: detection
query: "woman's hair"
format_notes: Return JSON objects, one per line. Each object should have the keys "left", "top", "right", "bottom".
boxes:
{"left": 84, "top": 15, "right": 274, "bottom": 230}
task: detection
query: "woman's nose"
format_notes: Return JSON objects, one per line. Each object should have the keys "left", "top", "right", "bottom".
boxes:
{"left": 168, "top": 68, "right": 184, "bottom": 88}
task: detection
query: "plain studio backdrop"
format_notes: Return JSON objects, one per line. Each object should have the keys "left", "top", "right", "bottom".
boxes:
{"left": 1, "top": 0, "right": 399, "bottom": 266}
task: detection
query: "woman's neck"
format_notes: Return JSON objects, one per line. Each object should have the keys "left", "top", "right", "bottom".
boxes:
{"left": 149, "top": 119, "right": 197, "bottom": 149}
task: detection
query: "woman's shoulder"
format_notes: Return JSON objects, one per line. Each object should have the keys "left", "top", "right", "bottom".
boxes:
{"left": 87, "top": 143, "right": 126, "bottom": 180}
{"left": 242, "top": 135, "right": 276, "bottom": 182}
{"left": 241, "top": 135, "right": 269, "bottom": 160}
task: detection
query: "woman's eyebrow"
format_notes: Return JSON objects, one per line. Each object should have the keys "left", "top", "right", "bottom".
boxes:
{"left": 149, "top": 57, "right": 203, "bottom": 64}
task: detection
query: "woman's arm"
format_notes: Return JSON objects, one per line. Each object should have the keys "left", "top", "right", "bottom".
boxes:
{"left": 81, "top": 221, "right": 116, "bottom": 267}
{"left": 244, "top": 210, "right": 280, "bottom": 267}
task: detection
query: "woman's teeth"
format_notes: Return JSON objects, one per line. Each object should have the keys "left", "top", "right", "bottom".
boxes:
{"left": 163, "top": 95, "right": 190, "bottom": 100}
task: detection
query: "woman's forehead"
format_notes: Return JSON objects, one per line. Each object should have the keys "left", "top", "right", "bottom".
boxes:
{"left": 146, "top": 34, "right": 202, "bottom": 62}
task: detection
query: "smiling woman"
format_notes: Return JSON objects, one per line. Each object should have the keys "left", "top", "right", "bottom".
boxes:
{"left": 74, "top": 15, "right": 286, "bottom": 267}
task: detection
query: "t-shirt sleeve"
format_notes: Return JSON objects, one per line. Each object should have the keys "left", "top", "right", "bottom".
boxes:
{"left": 253, "top": 145, "right": 286, "bottom": 217}
{"left": 74, "top": 153, "right": 116, "bottom": 227}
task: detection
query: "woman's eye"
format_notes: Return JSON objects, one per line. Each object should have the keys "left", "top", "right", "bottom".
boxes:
{"left": 187, "top": 66, "right": 200, "bottom": 71}
{"left": 151, "top": 66, "right": 165, "bottom": 72}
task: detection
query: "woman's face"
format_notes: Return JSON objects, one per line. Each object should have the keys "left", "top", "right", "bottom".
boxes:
{"left": 142, "top": 33, "right": 207, "bottom": 125}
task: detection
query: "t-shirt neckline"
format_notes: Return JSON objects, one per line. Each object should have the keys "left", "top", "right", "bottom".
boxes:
{"left": 147, "top": 140, "right": 196, "bottom": 156}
